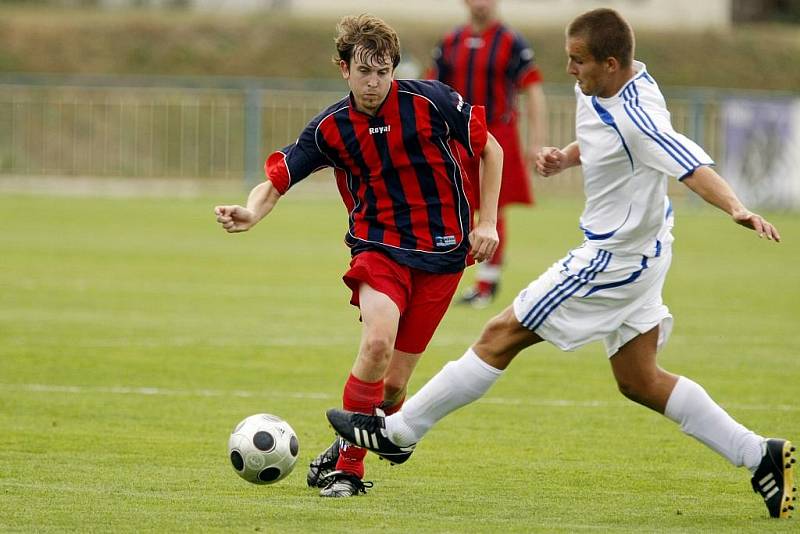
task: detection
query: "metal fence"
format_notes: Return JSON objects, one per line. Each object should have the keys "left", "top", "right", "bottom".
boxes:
{"left": 0, "top": 73, "right": 737, "bottom": 191}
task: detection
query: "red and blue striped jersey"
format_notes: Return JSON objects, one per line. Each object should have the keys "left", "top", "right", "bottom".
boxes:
{"left": 265, "top": 79, "right": 488, "bottom": 273}
{"left": 427, "top": 22, "right": 542, "bottom": 125}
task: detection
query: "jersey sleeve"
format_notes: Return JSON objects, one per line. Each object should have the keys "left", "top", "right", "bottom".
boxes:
{"left": 508, "top": 33, "right": 542, "bottom": 88}
{"left": 429, "top": 80, "right": 488, "bottom": 158}
{"left": 264, "top": 119, "right": 330, "bottom": 194}
{"left": 622, "top": 100, "right": 714, "bottom": 179}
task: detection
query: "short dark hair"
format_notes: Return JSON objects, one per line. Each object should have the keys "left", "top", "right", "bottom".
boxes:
{"left": 567, "top": 8, "right": 634, "bottom": 68}
{"left": 333, "top": 14, "right": 401, "bottom": 69}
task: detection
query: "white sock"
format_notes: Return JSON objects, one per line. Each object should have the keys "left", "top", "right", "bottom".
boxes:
{"left": 477, "top": 263, "right": 501, "bottom": 284}
{"left": 664, "top": 376, "right": 764, "bottom": 472}
{"left": 384, "top": 348, "right": 503, "bottom": 446}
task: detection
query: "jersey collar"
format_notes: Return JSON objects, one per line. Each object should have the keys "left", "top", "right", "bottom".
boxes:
{"left": 596, "top": 60, "right": 649, "bottom": 104}
{"left": 468, "top": 20, "right": 501, "bottom": 37}
{"left": 349, "top": 80, "right": 398, "bottom": 119}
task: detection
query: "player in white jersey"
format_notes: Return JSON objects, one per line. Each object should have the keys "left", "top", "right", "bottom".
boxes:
{"left": 326, "top": 8, "right": 796, "bottom": 519}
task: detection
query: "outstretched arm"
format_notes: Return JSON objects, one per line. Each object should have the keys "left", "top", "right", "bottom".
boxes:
{"left": 535, "top": 141, "right": 580, "bottom": 177}
{"left": 469, "top": 133, "right": 503, "bottom": 263}
{"left": 682, "top": 165, "right": 780, "bottom": 242}
{"left": 524, "top": 83, "right": 547, "bottom": 167}
{"left": 214, "top": 180, "right": 282, "bottom": 233}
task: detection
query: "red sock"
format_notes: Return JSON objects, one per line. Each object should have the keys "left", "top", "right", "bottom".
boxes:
{"left": 477, "top": 279, "right": 496, "bottom": 295}
{"left": 334, "top": 373, "right": 383, "bottom": 479}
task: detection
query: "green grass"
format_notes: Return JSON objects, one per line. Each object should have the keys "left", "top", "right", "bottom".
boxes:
{"left": 1, "top": 188, "right": 798, "bottom": 532}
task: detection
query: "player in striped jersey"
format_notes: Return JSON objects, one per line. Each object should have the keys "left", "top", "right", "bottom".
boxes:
{"left": 327, "top": 8, "right": 796, "bottom": 518}
{"left": 215, "top": 14, "right": 503, "bottom": 497}
{"left": 428, "top": 0, "right": 547, "bottom": 307}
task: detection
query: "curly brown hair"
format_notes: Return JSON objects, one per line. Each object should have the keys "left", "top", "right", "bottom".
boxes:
{"left": 333, "top": 14, "right": 401, "bottom": 69}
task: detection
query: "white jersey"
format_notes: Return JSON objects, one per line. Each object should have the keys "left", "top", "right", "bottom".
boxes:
{"left": 574, "top": 60, "right": 713, "bottom": 256}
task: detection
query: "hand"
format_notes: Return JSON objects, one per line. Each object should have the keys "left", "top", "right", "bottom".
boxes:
{"left": 469, "top": 220, "right": 499, "bottom": 263}
{"left": 536, "top": 147, "right": 567, "bottom": 177}
{"left": 214, "top": 205, "right": 257, "bottom": 233}
{"left": 732, "top": 208, "right": 781, "bottom": 242}
{"left": 526, "top": 145, "right": 542, "bottom": 169}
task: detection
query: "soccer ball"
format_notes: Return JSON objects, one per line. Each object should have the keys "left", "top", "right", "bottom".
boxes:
{"left": 228, "top": 413, "right": 299, "bottom": 485}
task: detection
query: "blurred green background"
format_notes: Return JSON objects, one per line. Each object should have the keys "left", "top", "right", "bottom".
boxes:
{"left": 0, "top": 2, "right": 799, "bottom": 89}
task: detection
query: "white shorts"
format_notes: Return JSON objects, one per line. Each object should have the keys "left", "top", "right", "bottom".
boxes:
{"left": 513, "top": 242, "right": 673, "bottom": 357}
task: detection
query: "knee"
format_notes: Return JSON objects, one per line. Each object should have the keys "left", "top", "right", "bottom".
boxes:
{"left": 616, "top": 376, "right": 661, "bottom": 406}
{"left": 478, "top": 314, "right": 507, "bottom": 344}
{"left": 360, "top": 334, "right": 394, "bottom": 365}
{"left": 473, "top": 311, "right": 529, "bottom": 368}
{"left": 616, "top": 378, "right": 644, "bottom": 403}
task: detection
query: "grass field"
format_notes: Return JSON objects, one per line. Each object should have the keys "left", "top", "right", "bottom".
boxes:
{"left": 1, "top": 188, "right": 798, "bottom": 532}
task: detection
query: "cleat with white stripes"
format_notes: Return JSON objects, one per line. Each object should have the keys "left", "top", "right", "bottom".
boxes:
{"left": 326, "top": 408, "right": 416, "bottom": 465}
{"left": 751, "top": 439, "right": 796, "bottom": 518}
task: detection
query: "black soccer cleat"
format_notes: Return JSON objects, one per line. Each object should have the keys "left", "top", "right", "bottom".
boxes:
{"left": 326, "top": 408, "right": 416, "bottom": 465}
{"left": 318, "top": 470, "right": 373, "bottom": 498}
{"left": 751, "top": 439, "right": 796, "bottom": 519}
{"left": 306, "top": 438, "right": 341, "bottom": 488}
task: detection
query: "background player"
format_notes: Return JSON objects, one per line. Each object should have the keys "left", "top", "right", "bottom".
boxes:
{"left": 327, "top": 8, "right": 796, "bottom": 518}
{"left": 428, "top": 0, "right": 547, "bottom": 307}
{"left": 215, "top": 14, "right": 502, "bottom": 497}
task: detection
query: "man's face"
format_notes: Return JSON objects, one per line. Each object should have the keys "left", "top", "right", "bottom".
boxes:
{"left": 465, "top": 0, "right": 497, "bottom": 23}
{"left": 565, "top": 36, "right": 611, "bottom": 97}
{"left": 340, "top": 47, "right": 394, "bottom": 115}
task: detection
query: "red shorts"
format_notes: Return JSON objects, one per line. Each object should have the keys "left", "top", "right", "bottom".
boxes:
{"left": 462, "top": 117, "right": 534, "bottom": 209}
{"left": 342, "top": 250, "right": 462, "bottom": 354}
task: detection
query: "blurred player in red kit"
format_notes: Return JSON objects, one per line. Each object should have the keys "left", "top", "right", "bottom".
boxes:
{"left": 427, "top": 0, "right": 547, "bottom": 307}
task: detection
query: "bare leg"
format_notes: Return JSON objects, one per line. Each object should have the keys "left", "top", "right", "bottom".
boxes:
{"left": 334, "top": 284, "right": 401, "bottom": 479}
{"left": 609, "top": 326, "right": 764, "bottom": 470}
{"left": 382, "top": 349, "right": 421, "bottom": 411}
{"left": 385, "top": 305, "right": 542, "bottom": 445}
{"left": 350, "top": 284, "right": 400, "bottom": 381}
{"left": 609, "top": 326, "right": 677, "bottom": 413}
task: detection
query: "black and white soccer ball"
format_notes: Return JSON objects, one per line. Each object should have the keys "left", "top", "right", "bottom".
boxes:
{"left": 228, "top": 413, "right": 299, "bottom": 485}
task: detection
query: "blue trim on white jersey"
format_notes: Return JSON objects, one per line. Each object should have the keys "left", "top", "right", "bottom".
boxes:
{"left": 654, "top": 240, "right": 662, "bottom": 258}
{"left": 677, "top": 163, "right": 714, "bottom": 181}
{"left": 622, "top": 82, "right": 702, "bottom": 173}
{"left": 522, "top": 249, "right": 612, "bottom": 331}
{"left": 583, "top": 256, "right": 649, "bottom": 297}
{"left": 619, "top": 70, "right": 652, "bottom": 98}
{"left": 580, "top": 205, "right": 632, "bottom": 241}
{"left": 523, "top": 250, "right": 607, "bottom": 328}
{"left": 623, "top": 105, "right": 694, "bottom": 172}
{"left": 591, "top": 96, "right": 633, "bottom": 171}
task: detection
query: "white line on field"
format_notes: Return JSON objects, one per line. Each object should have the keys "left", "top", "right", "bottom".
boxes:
{"left": 1, "top": 383, "right": 796, "bottom": 412}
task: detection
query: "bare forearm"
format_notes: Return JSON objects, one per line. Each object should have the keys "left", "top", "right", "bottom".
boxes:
{"left": 478, "top": 134, "right": 503, "bottom": 224}
{"left": 247, "top": 180, "right": 282, "bottom": 223}
{"left": 681, "top": 165, "right": 745, "bottom": 216}
{"left": 682, "top": 165, "right": 781, "bottom": 241}
{"left": 560, "top": 141, "right": 581, "bottom": 169}
{"left": 525, "top": 84, "right": 547, "bottom": 150}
